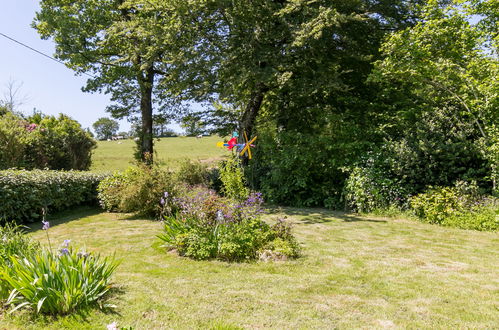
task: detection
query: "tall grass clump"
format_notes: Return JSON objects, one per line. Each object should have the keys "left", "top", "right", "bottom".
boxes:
{"left": 0, "top": 223, "right": 40, "bottom": 300}
{"left": 1, "top": 245, "right": 119, "bottom": 315}
{"left": 0, "top": 221, "right": 119, "bottom": 315}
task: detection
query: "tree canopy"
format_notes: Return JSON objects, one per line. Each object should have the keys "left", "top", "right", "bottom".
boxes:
{"left": 93, "top": 117, "right": 120, "bottom": 140}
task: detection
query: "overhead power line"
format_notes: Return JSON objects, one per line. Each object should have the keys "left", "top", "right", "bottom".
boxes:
{"left": 0, "top": 31, "right": 94, "bottom": 78}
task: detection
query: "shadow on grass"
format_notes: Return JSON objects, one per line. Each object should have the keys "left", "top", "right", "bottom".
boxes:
{"left": 267, "top": 206, "right": 387, "bottom": 224}
{"left": 27, "top": 205, "right": 103, "bottom": 233}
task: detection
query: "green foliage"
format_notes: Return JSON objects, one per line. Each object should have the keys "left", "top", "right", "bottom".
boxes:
{"left": 25, "top": 114, "right": 96, "bottom": 170}
{"left": 92, "top": 117, "right": 119, "bottom": 141}
{"left": 175, "top": 159, "right": 209, "bottom": 186}
{"left": 0, "top": 223, "right": 40, "bottom": 300}
{"left": 0, "top": 112, "right": 29, "bottom": 169}
{"left": 372, "top": 0, "right": 498, "bottom": 192}
{"left": 219, "top": 156, "right": 249, "bottom": 201}
{"left": 250, "top": 125, "right": 371, "bottom": 208}
{"left": 97, "top": 167, "right": 141, "bottom": 212}
{"left": 0, "top": 112, "right": 96, "bottom": 171}
{"left": 410, "top": 181, "right": 498, "bottom": 231}
{"left": 98, "top": 164, "right": 177, "bottom": 217}
{"left": 0, "top": 170, "right": 107, "bottom": 223}
{"left": 343, "top": 165, "right": 405, "bottom": 214}
{"left": 180, "top": 113, "right": 206, "bottom": 137}
{"left": 0, "top": 245, "right": 119, "bottom": 315}
{"left": 216, "top": 219, "right": 270, "bottom": 261}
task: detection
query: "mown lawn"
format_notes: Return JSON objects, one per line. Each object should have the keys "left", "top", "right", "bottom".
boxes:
{"left": 1, "top": 207, "right": 497, "bottom": 329}
{"left": 91, "top": 136, "right": 226, "bottom": 172}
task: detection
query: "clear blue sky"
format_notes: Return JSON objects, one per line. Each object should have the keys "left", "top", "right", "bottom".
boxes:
{"left": 0, "top": 2, "right": 182, "bottom": 134}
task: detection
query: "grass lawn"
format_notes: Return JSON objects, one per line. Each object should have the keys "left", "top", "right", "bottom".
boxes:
{"left": 91, "top": 136, "right": 227, "bottom": 172}
{"left": 1, "top": 207, "right": 497, "bottom": 329}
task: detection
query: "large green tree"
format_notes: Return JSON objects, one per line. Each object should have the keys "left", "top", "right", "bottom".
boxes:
{"left": 372, "top": 0, "right": 499, "bottom": 191}
{"left": 160, "top": 0, "right": 424, "bottom": 138}
{"left": 92, "top": 117, "right": 119, "bottom": 140}
{"left": 34, "top": 0, "right": 192, "bottom": 162}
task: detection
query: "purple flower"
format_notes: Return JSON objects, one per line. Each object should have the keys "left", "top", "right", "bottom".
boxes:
{"left": 63, "top": 239, "right": 71, "bottom": 247}
{"left": 160, "top": 198, "right": 165, "bottom": 205}
{"left": 42, "top": 220, "right": 50, "bottom": 230}
{"left": 59, "top": 248, "right": 69, "bottom": 256}
{"left": 164, "top": 191, "right": 169, "bottom": 198}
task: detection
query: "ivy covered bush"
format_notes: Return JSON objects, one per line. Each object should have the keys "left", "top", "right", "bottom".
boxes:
{"left": 0, "top": 170, "right": 107, "bottom": 223}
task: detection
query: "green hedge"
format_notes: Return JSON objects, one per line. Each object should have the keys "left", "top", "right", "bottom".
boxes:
{"left": 0, "top": 170, "right": 108, "bottom": 223}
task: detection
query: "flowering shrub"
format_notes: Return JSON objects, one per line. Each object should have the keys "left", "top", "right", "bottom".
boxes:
{"left": 0, "top": 170, "right": 107, "bottom": 223}
{"left": 0, "top": 112, "right": 96, "bottom": 170}
{"left": 159, "top": 186, "right": 300, "bottom": 261}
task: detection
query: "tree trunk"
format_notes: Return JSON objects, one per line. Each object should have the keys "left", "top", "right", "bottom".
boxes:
{"left": 139, "top": 67, "right": 155, "bottom": 164}
{"left": 239, "top": 84, "right": 268, "bottom": 142}
{"left": 238, "top": 84, "right": 268, "bottom": 164}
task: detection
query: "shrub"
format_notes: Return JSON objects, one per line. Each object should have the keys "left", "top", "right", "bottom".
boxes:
{"left": 0, "top": 113, "right": 29, "bottom": 169}
{"left": 98, "top": 164, "right": 178, "bottom": 217}
{"left": 0, "top": 242, "right": 119, "bottom": 315}
{"left": 343, "top": 156, "right": 410, "bottom": 213}
{"left": 98, "top": 167, "right": 142, "bottom": 212}
{"left": 0, "top": 112, "right": 96, "bottom": 171}
{"left": 159, "top": 186, "right": 300, "bottom": 262}
{"left": 175, "top": 159, "right": 210, "bottom": 186}
{"left": 25, "top": 114, "right": 96, "bottom": 170}
{"left": 0, "top": 170, "right": 107, "bottom": 223}
{"left": 410, "top": 181, "right": 498, "bottom": 231}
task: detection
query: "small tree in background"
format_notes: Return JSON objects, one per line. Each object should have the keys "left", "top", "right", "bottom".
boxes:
{"left": 92, "top": 117, "right": 119, "bottom": 141}
{"left": 181, "top": 113, "right": 206, "bottom": 137}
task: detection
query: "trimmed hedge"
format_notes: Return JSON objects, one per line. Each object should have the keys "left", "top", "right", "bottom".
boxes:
{"left": 0, "top": 170, "right": 108, "bottom": 223}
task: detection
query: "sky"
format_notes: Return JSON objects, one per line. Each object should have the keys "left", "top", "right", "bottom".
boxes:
{"left": 0, "top": 1, "right": 181, "bottom": 134}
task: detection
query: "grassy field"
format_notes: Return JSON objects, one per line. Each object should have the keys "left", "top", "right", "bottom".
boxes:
{"left": 91, "top": 136, "right": 227, "bottom": 172}
{"left": 1, "top": 207, "right": 497, "bottom": 329}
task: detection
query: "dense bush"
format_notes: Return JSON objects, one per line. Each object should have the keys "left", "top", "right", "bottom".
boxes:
{"left": 0, "top": 170, "right": 107, "bottom": 223}
{"left": 343, "top": 163, "right": 409, "bottom": 213}
{"left": 0, "top": 112, "right": 96, "bottom": 170}
{"left": 248, "top": 126, "right": 370, "bottom": 209}
{"left": 0, "top": 113, "right": 29, "bottom": 169}
{"left": 410, "top": 181, "right": 498, "bottom": 231}
{"left": 175, "top": 159, "right": 210, "bottom": 186}
{"left": 25, "top": 114, "right": 96, "bottom": 170}
{"left": 159, "top": 186, "right": 300, "bottom": 261}
{"left": 0, "top": 240, "right": 118, "bottom": 315}
{"left": 98, "top": 164, "right": 178, "bottom": 217}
